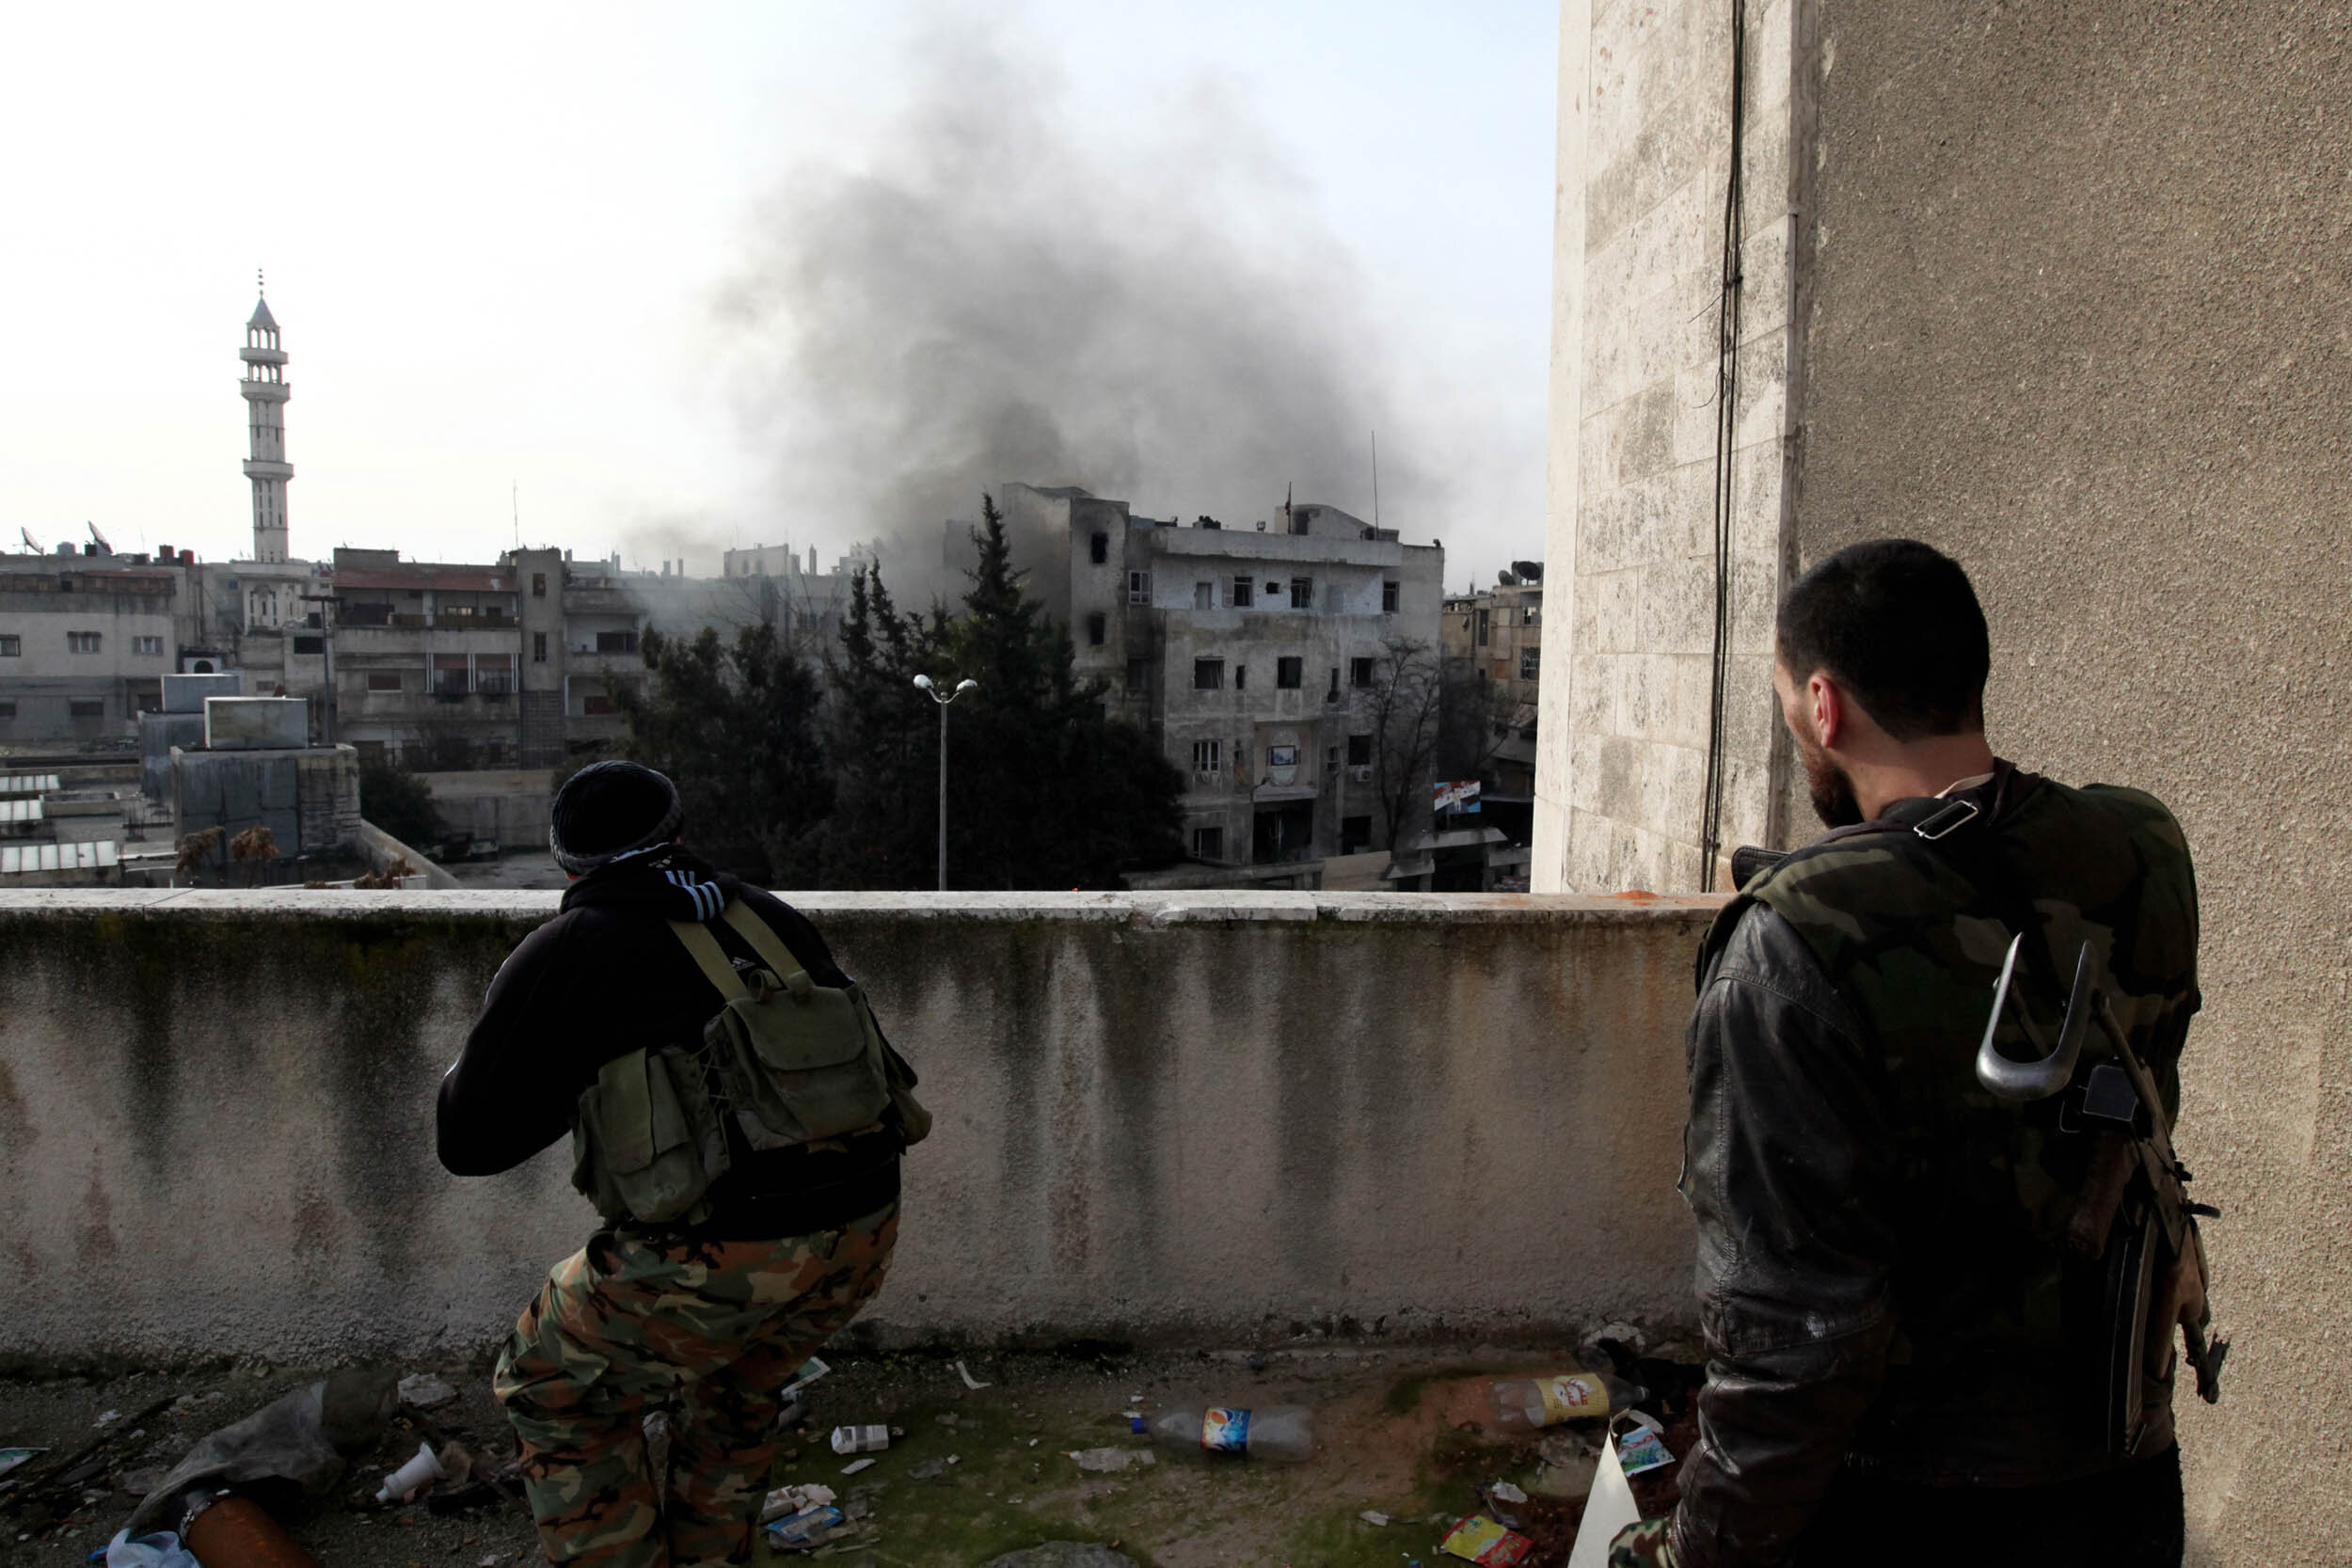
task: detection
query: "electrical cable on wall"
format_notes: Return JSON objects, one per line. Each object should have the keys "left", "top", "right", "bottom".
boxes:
{"left": 1699, "top": 0, "right": 1748, "bottom": 892}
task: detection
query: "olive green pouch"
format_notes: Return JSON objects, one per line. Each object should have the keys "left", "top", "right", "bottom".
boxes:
{"left": 672, "top": 905, "right": 930, "bottom": 1150}
{"left": 569, "top": 1044, "right": 723, "bottom": 1225}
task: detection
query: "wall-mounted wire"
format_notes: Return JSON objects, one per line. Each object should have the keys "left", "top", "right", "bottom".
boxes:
{"left": 1699, "top": 0, "right": 1748, "bottom": 892}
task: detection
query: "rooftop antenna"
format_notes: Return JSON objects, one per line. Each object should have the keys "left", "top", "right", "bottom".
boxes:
{"left": 1371, "top": 429, "right": 1380, "bottom": 529}
{"left": 512, "top": 481, "right": 520, "bottom": 551}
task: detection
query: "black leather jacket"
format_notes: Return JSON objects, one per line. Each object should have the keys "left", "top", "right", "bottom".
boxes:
{"left": 1670, "top": 904, "right": 1905, "bottom": 1565}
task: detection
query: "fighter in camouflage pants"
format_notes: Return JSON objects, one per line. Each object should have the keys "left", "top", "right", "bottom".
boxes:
{"left": 493, "top": 1205, "right": 897, "bottom": 1568}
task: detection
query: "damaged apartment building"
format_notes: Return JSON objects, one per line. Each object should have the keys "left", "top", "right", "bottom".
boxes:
{"left": 988, "top": 483, "right": 1444, "bottom": 873}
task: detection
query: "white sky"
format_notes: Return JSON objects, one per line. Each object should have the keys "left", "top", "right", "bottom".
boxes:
{"left": 1, "top": 2, "right": 1557, "bottom": 593}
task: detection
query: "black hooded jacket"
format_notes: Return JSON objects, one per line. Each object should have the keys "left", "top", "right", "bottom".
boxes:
{"left": 437, "top": 847, "right": 901, "bottom": 1237}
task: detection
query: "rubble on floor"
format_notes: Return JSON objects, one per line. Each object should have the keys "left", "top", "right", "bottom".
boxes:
{"left": 1, "top": 1338, "right": 1705, "bottom": 1568}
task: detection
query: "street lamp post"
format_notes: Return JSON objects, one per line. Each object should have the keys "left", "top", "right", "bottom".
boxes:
{"left": 913, "top": 674, "right": 978, "bottom": 891}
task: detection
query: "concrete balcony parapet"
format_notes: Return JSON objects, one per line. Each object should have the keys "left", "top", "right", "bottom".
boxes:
{"left": 0, "top": 888, "right": 1717, "bottom": 1366}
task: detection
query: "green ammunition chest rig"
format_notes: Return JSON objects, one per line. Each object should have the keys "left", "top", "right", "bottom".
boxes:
{"left": 569, "top": 900, "right": 930, "bottom": 1227}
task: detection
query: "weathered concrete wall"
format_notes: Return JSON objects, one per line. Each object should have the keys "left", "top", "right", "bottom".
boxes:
{"left": 0, "top": 890, "right": 1710, "bottom": 1369}
{"left": 1535, "top": 0, "right": 1804, "bottom": 895}
{"left": 1790, "top": 5, "right": 2352, "bottom": 1560}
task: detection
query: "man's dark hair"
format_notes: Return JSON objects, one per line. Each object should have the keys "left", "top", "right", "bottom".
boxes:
{"left": 1774, "top": 539, "right": 1989, "bottom": 739}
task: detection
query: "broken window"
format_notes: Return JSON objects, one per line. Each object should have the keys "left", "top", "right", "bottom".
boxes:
{"left": 1521, "top": 647, "right": 1541, "bottom": 680}
{"left": 1341, "top": 815, "right": 1373, "bottom": 854}
{"left": 1234, "top": 664, "right": 1247, "bottom": 690}
{"left": 1475, "top": 608, "right": 1490, "bottom": 646}
{"left": 1351, "top": 657, "right": 1375, "bottom": 689}
{"left": 1327, "top": 667, "right": 1340, "bottom": 701}
{"left": 1191, "top": 824, "right": 1224, "bottom": 860}
{"left": 532, "top": 573, "right": 548, "bottom": 598}
{"left": 1276, "top": 657, "right": 1303, "bottom": 689}
{"left": 1194, "top": 658, "right": 1224, "bottom": 690}
{"left": 1347, "top": 733, "right": 1372, "bottom": 766}
{"left": 1289, "top": 577, "right": 1313, "bottom": 610}
{"left": 435, "top": 654, "right": 472, "bottom": 694}
{"left": 1128, "top": 570, "right": 1152, "bottom": 605}
{"left": 1191, "top": 738, "right": 1222, "bottom": 773}
{"left": 366, "top": 673, "right": 403, "bottom": 692}
{"left": 1090, "top": 532, "right": 1109, "bottom": 564}
{"left": 1087, "top": 612, "right": 1106, "bottom": 646}
{"left": 293, "top": 635, "right": 325, "bottom": 655}
{"left": 1383, "top": 579, "right": 1401, "bottom": 613}
{"left": 1232, "top": 576, "right": 1254, "bottom": 608}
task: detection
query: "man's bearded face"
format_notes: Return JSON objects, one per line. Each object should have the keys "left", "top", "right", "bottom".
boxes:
{"left": 1776, "top": 660, "right": 1864, "bottom": 830}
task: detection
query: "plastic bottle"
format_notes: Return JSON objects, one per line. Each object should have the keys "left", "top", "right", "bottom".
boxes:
{"left": 1486, "top": 1370, "right": 1643, "bottom": 1432}
{"left": 1146, "top": 1404, "right": 1313, "bottom": 1461}
{"left": 373, "top": 1442, "right": 445, "bottom": 1503}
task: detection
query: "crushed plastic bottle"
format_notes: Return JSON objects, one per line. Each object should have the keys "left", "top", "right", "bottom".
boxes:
{"left": 1486, "top": 1370, "right": 1643, "bottom": 1432}
{"left": 1146, "top": 1404, "right": 1313, "bottom": 1461}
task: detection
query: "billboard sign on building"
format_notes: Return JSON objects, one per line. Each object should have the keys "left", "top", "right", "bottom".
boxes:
{"left": 1433, "top": 780, "right": 1482, "bottom": 815}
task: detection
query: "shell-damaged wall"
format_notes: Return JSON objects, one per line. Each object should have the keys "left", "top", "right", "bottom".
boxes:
{"left": 0, "top": 889, "right": 1712, "bottom": 1367}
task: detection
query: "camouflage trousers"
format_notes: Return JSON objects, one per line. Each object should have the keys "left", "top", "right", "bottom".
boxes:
{"left": 492, "top": 1204, "right": 897, "bottom": 1568}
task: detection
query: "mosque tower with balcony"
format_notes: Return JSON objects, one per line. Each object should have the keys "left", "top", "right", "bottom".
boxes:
{"left": 239, "top": 277, "right": 293, "bottom": 564}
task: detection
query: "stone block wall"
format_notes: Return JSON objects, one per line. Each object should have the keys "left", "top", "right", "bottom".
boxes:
{"left": 1536, "top": 0, "right": 1805, "bottom": 895}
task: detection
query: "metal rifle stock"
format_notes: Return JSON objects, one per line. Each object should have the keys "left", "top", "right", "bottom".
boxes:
{"left": 1977, "top": 936, "right": 2227, "bottom": 1450}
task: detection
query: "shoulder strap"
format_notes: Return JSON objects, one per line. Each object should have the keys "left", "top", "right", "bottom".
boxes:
{"left": 671, "top": 918, "right": 750, "bottom": 1000}
{"left": 720, "top": 900, "right": 810, "bottom": 984}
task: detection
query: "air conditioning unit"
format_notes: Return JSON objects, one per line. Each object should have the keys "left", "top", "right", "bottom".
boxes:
{"left": 1350, "top": 765, "right": 1373, "bottom": 784}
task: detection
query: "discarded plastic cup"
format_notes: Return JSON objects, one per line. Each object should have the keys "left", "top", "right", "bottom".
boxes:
{"left": 374, "top": 1442, "right": 444, "bottom": 1504}
{"left": 1145, "top": 1405, "right": 1312, "bottom": 1461}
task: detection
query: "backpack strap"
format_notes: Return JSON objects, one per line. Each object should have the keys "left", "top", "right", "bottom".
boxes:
{"left": 720, "top": 900, "right": 805, "bottom": 983}
{"left": 671, "top": 918, "right": 751, "bottom": 1001}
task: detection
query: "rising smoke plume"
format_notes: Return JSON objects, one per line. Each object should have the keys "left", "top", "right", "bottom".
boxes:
{"left": 712, "top": 16, "right": 1428, "bottom": 578}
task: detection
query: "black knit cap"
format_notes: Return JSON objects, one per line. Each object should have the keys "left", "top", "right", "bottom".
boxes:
{"left": 548, "top": 760, "right": 683, "bottom": 875}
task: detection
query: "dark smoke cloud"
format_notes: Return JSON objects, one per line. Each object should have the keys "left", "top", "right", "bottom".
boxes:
{"left": 713, "top": 16, "right": 1426, "bottom": 575}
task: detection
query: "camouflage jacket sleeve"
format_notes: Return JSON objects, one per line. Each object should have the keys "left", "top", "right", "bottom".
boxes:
{"left": 1671, "top": 905, "right": 1900, "bottom": 1568}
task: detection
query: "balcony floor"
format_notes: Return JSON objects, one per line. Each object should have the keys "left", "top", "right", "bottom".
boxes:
{"left": 0, "top": 1343, "right": 1704, "bottom": 1568}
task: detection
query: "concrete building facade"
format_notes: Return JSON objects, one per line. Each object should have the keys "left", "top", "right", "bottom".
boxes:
{"left": 997, "top": 483, "right": 1446, "bottom": 868}
{"left": 0, "top": 561, "right": 183, "bottom": 739}
{"left": 1535, "top": 2, "right": 2352, "bottom": 1555}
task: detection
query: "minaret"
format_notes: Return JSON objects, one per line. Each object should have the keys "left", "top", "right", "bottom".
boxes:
{"left": 240, "top": 273, "right": 293, "bottom": 564}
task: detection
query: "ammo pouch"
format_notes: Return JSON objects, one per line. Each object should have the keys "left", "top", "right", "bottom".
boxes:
{"left": 570, "top": 899, "right": 930, "bottom": 1227}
